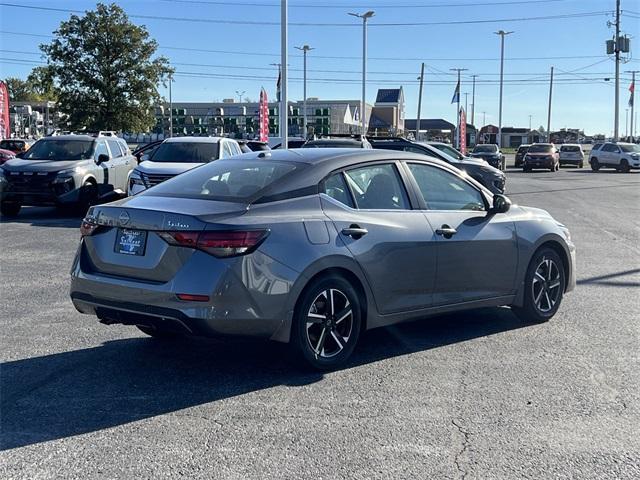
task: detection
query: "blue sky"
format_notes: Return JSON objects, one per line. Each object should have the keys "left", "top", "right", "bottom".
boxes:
{"left": 1, "top": 0, "right": 639, "bottom": 135}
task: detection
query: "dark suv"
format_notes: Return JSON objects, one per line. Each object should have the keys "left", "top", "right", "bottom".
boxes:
{"left": 369, "top": 137, "right": 506, "bottom": 194}
{"left": 470, "top": 144, "right": 505, "bottom": 170}
{"left": 514, "top": 144, "right": 531, "bottom": 168}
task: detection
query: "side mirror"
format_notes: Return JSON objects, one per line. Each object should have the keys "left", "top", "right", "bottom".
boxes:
{"left": 489, "top": 194, "right": 511, "bottom": 214}
{"left": 96, "top": 153, "right": 109, "bottom": 165}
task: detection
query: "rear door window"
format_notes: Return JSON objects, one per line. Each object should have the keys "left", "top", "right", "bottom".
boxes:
{"left": 107, "top": 139, "right": 123, "bottom": 158}
{"left": 602, "top": 144, "right": 619, "bottom": 153}
{"left": 343, "top": 163, "right": 409, "bottom": 210}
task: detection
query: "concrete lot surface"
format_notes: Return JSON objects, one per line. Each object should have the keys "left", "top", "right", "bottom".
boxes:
{"left": 1, "top": 166, "right": 638, "bottom": 479}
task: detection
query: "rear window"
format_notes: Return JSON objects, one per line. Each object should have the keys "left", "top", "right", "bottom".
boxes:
{"left": 528, "top": 144, "right": 554, "bottom": 153}
{"left": 150, "top": 142, "right": 220, "bottom": 163}
{"left": 142, "top": 159, "right": 299, "bottom": 202}
{"left": 560, "top": 145, "right": 581, "bottom": 152}
{"left": 473, "top": 145, "right": 497, "bottom": 153}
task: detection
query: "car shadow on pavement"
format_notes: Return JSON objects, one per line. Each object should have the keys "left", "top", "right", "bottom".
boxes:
{"left": 0, "top": 307, "right": 527, "bottom": 451}
{"left": 0, "top": 207, "right": 82, "bottom": 228}
{"left": 577, "top": 268, "right": 640, "bottom": 288}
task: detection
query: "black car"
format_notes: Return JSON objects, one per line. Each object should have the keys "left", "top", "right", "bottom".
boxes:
{"left": 369, "top": 137, "right": 506, "bottom": 194}
{"left": 470, "top": 144, "right": 506, "bottom": 170}
{"left": 514, "top": 144, "right": 531, "bottom": 168}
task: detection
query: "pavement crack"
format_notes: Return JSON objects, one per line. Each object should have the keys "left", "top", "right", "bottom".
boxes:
{"left": 452, "top": 419, "right": 473, "bottom": 480}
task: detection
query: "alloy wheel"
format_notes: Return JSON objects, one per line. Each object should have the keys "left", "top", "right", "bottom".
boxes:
{"left": 531, "top": 257, "right": 562, "bottom": 313}
{"left": 306, "top": 288, "right": 354, "bottom": 359}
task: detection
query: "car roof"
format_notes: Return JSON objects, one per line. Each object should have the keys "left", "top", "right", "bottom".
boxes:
{"left": 560, "top": 143, "right": 581, "bottom": 147}
{"left": 163, "top": 136, "right": 227, "bottom": 144}
{"left": 38, "top": 135, "right": 97, "bottom": 141}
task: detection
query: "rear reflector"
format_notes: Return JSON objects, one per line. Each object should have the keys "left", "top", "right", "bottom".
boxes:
{"left": 176, "top": 293, "right": 210, "bottom": 302}
{"left": 158, "top": 230, "right": 268, "bottom": 258}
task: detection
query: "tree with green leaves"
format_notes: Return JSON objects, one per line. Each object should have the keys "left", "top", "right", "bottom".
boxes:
{"left": 40, "top": 2, "right": 172, "bottom": 132}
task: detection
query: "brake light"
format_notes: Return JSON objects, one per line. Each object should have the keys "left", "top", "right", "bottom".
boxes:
{"left": 158, "top": 230, "right": 268, "bottom": 258}
{"left": 80, "top": 217, "right": 98, "bottom": 237}
{"left": 176, "top": 293, "right": 210, "bottom": 302}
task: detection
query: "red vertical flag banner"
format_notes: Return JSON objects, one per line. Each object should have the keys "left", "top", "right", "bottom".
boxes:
{"left": 459, "top": 107, "right": 467, "bottom": 155}
{"left": 0, "top": 81, "right": 10, "bottom": 140}
{"left": 259, "top": 88, "right": 269, "bottom": 142}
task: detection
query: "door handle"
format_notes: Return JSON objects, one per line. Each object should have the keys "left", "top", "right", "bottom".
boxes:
{"left": 435, "top": 225, "right": 457, "bottom": 238}
{"left": 341, "top": 225, "right": 368, "bottom": 239}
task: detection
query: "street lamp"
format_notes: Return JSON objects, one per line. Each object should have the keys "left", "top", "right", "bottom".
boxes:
{"left": 295, "top": 44, "right": 314, "bottom": 139}
{"left": 348, "top": 10, "right": 375, "bottom": 136}
{"left": 494, "top": 30, "right": 513, "bottom": 148}
{"left": 235, "top": 90, "right": 245, "bottom": 104}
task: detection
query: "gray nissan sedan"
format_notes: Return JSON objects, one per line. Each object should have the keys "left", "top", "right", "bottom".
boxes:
{"left": 70, "top": 148, "right": 576, "bottom": 369}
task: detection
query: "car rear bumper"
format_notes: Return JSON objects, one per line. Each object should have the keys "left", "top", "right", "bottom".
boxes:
{"left": 69, "top": 245, "right": 298, "bottom": 339}
{"left": 524, "top": 159, "right": 554, "bottom": 168}
{"left": 559, "top": 157, "right": 583, "bottom": 165}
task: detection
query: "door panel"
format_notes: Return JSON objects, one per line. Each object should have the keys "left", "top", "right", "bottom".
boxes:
{"left": 321, "top": 196, "right": 438, "bottom": 313}
{"left": 424, "top": 211, "right": 518, "bottom": 304}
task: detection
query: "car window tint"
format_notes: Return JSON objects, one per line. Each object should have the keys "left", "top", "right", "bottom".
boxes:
{"left": 94, "top": 141, "right": 109, "bottom": 160}
{"left": 106, "top": 139, "right": 122, "bottom": 158}
{"left": 343, "top": 164, "right": 409, "bottom": 210}
{"left": 602, "top": 144, "right": 618, "bottom": 152}
{"left": 322, "top": 172, "right": 355, "bottom": 208}
{"left": 408, "top": 163, "right": 485, "bottom": 212}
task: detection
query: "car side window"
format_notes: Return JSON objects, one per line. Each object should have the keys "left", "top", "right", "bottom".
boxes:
{"left": 231, "top": 142, "right": 242, "bottom": 156}
{"left": 602, "top": 143, "right": 617, "bottom": 153}
{"left": 220, "top": 142, "right": 233, "bottom": 159}
{"left": 322, "top": 172, "right": 355, "bottom": 208}
{"left": 106, "top": 139, "right": 122, "bottom": 158}
{"left": 407, "top": 163, "right": 485, "bottom": 212}
{"left": 343, "top": 163, "right": 409, "bottom": 210}
{"left": 94, "top": 141, "right": 109, "bottom": 160}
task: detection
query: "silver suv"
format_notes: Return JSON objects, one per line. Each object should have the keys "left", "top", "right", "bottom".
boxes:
{"left": 0, "top": 134, "right": 134, "bottom": 216}
{"left": 589, "top": 142, "right": 640, "bottom": 172}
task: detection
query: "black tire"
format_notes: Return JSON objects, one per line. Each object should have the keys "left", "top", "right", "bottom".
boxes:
{"left": 523, "top": 166, "right": 530, "bottom": 172}
{"left": 137, "top": 325, "right": 180, "bottom": 339}
{"left": 512, "top": 247, "right": 565, "bottom": 324}
{"left": 579, "top": 162, "right": 584, "bottom": 168}
{"left": 590, "top": 158, "right": 600, "bottom": 171}
{"left": 620, "top": 159, "right": 630, "bottom": 173}
{"left": 76, "top": 182, "right": 98, "bottom": 216}
{"left": 292, "top": 274, "right": 362, "bottom": 370}
{"left": 0, "top": 201, "right": 21, "bottom": 217}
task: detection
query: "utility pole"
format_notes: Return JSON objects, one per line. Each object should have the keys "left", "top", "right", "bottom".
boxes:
{"left": 614, "top": 0, "right": 621, "bottom": 141}
{"left": 168, "top": 73, "right": 173, "bottom": 138}
{"left": 349, "top": 10, "right": 375, "bottom": 137}
{"left": 471, "top": 74, "right": 478, "bottom": 126}
{"left": 416, "top": 62, "right": 425, "bottom": 141}
{"left": 464, "top": 92, "right": 469, "bottom": 115}
{"left": 280, "top": 0, "right": 288, "bottom": 148}
{"left": 295, "top": 45, "right": 313, "bottom": 139}
{"left": 450, "top": 67, "right": 468, "bottom": 148}
{"left": 495, "top": 30, "right": 513, "bottom": 149}
{"left": 625, "top": 108, "right": 629, "bottom": 137}
{"left": 547, "top": 66, "right": 554, "bottom": 141}
{"left": 528, "top": 114, "right": 532, "bottom": 131}
{"left": 626, "top": 70, "right": 638, "bottom": 141}
{"left": 482, "top": 111, "right": 486, "bottom": 127}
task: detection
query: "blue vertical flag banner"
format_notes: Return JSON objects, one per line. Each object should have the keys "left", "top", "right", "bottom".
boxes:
{"left": 451, "top": 80, "right": 460, "bottom": 104}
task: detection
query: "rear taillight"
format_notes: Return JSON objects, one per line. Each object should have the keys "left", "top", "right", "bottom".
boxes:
{"left": 158, "top": 230, "right": 268, "bottom": 258}
{"left": 80, "top": 217, "right": 98, "bottom": 237}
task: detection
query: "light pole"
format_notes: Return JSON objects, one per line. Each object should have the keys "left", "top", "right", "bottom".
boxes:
{"left": 471, "top": 74, "right": 478, "bottom": 126}
{"left": 464, "top": 92, "right": 469, "bottom": 114}
{"left": 495, "top": 30, "right": 513, "bottom": 148}
{"left": 416, "top": 62, "right": 425, "bottom": 141}
{"left": 279, "top": 0, "right": 288, "bottom": 148}
{"left": 168, "top": 73, "right": 173, "bottom": 138}
{"left": 348, "top": 10, "right": 375, "bottom": 137}
{"left": 235, "top": 90, "right": 245, "bottom": 104}
{"left": 295, "top": 44, "right": 313, "bottom": 139}
{"left": 528, "top": 114, "right": 532, "bottom": 131}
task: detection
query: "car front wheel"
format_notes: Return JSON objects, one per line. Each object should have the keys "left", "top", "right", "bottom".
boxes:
{"left": 590, "top": 158, "right": 600, "bottom": 171}
{"left": 292, "top": 275, "right": 362, "bottom": 370}
{"left": 619, "top": 159, "right": 630, "bottom": 173}
{"left": 512, "top": 247, "right": 565, "bottom": 324}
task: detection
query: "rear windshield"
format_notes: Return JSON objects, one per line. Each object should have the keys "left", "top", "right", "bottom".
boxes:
{"left": 142, "top": 159, "right": 299, "bottom": 202}
{"left": 22, "top": 139, "right": 94, "bottom": 161}
{"left": 473, "top": 145, "right": 497, "bottom": 153}
{"left": 560, "top": 145, "right": 581, "bottom": 152}
{"left": 0, "top": 140, "right": 24, "bottom": 150}
{"left": 528, "top": 144, "right": 554, "bottom": 153}
{"left": 150, "top": 142, "right": 220, "bottom": 163}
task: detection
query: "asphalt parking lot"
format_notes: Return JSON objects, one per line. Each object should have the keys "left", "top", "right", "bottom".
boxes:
{"left": 1, "top": 162, "right": 639, "bottom": 479}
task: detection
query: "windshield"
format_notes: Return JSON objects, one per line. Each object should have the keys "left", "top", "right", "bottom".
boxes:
{"left": 431, "top": 144, "right": 464, "bottom": 160}
{"left": 22, "top": 139, "right": 94, "bottom": 161}
{"left": 143, "top": 159, "right": 299, "bottom": 202}
{"left": 528, "top": 144, "right": 554, "bottom": 153}
{"left": 560, "top": 145, "right": 581, "bottom": 152}
{"left": 620, "top": 144, "right": 640, "bottom": 153}
{"left": 473, "top": 145, "right": 497, "bottom": 153}
{"left": 149, "top": 142, "right": 220, "bottom": 163}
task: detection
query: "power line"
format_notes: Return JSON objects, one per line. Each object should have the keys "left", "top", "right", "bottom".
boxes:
{"left": 0, "top": 3, "right": 612, "bottom": 27}
{"left": 0, "top": 31, "right": 609, "bottom": 63}
{"left": 159, "top": 0, "right": 570, "bottom": 8}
